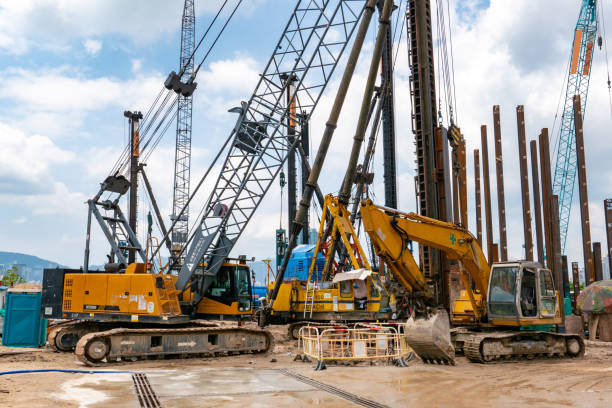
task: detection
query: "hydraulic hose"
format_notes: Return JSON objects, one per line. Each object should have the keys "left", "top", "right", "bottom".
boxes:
{"left": 0, "top": 369, "right": 134, "bottom": 376}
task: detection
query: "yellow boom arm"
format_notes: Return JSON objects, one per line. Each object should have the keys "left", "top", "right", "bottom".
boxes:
{"left": 360, "top": 199, "right": 490, "bottom": 320}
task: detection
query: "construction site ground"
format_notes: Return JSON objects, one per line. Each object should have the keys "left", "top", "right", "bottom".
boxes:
{"left": 1, "top": 322, "right": 611, "bottom": 408}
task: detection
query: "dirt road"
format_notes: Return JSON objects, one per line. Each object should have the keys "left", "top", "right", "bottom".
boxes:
{"left": 0, "top": 324, "right": 610, "bottom": 407}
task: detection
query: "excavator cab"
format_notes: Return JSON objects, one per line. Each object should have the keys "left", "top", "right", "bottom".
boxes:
{"left": 487, "top": 261, "right": 559, "bottom": 325}
{"left": 194, "top": 261, "right": 254, "bottom": 319}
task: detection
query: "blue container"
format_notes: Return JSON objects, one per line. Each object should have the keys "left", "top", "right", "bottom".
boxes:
{"left": 2, "top": 290, "right": 46, "bottom": 347}
{"left": 252, "top": 285, "right": 268, "bottom": 308}
{"left": 284, "top": 244, "right": 325, "bottom": 281}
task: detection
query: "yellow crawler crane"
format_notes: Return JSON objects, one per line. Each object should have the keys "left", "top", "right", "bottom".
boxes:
{"left": 44, "top": 259, "right": 272, "bottom": 365}
{"left": 266, "top": 195, "right": 389, "bottom": 338}
{"left": 360, "top": 199, "right": 585, "bottom": 364}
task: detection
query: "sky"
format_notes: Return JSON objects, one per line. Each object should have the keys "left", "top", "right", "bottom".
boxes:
{"left": 0, "top": 0, "right": 610, "bottom": 277}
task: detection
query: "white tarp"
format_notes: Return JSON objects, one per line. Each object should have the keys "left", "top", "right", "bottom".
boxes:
{"left": 332, "top": 268, "right": 372, "bottom": 283}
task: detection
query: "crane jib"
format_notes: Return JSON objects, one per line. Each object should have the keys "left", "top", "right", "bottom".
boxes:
{"left": 175, "top": 0, "right": 369, "bottom": 299}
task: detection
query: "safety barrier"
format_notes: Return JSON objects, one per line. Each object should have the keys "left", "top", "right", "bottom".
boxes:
{"left": 297, "top": 323, "right": 414, "bottom": 370}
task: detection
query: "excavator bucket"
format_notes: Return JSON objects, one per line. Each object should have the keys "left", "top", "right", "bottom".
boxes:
{"left": 404, "top": 309, "right": 455, "bottom": 365}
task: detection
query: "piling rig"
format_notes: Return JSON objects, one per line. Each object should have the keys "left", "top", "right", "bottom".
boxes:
{"left": 42, "top": 0, "right": 371, "bottom": 365}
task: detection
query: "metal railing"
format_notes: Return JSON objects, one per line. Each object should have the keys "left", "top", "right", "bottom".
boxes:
{"left": 298, "top": 323, "right": 414, "bottom": 369}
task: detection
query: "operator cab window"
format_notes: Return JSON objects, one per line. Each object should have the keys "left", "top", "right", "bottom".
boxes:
{"left": 236, "top": 267, "right": 250, "bottom": 296}
{"left": 235, "top": 266, "right": 251, "bottom": 311}
{"left": 520, "top": 268, "right": 537, "bottom": 317}
{"left": 340, "top": 280, "right": 352, "bottom": 297}
{"left": 538, "top": 269, "right": 556, "bottom": 317}
{"left": 208, "top": 267, "right": 232, "bottom": 298}
{"left": 488, "top": 266, "right": 518, "bottom": 316}
{"left": 369, "top": 278, "right": 380, "bottom": 298}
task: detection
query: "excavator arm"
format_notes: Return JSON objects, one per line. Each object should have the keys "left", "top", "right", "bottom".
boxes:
{"left": 360, "top": 198, "right": 490, "bottom": 321}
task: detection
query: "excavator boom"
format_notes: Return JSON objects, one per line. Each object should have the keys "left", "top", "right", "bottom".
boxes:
{"left": 361, "top": 199, "right": 489, "bottom": 320}
{"left": 360, "top": 199, "right": 585, "bottom": 364}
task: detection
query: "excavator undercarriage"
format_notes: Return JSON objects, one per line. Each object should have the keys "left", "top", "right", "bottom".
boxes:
{"left": 458, "top": 330, "right": 584, "bottom": 363}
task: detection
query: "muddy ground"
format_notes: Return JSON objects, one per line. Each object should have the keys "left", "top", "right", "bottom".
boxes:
{"left": 0, "top": 323, "right": 611, "bottom": 407}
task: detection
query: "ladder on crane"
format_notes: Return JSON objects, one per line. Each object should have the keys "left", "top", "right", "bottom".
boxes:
{"left": 303, "top": 281, "right": 316, "bottom": 318}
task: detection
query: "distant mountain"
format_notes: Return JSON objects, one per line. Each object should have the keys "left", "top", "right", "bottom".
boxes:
{"left": 0, "top": 251, "right": 65, "bottom": 283}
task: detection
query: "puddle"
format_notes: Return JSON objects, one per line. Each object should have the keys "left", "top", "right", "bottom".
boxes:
{"left": 54, "top": 373, "right": 133, "bottom": 408}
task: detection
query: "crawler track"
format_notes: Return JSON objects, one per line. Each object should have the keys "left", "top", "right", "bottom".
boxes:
{"left": 75, "top": 326, "right": 274, "bottom": 366}
{"left": 48, "top": 321, "right": 102, "bottom": 352}
{"left": 463, "top": 331, "right": 585, "bottom": 363}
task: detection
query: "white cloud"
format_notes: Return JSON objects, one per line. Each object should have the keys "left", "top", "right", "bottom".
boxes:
{"left": 83, "top": 39, "right": 102, "bottom": 55}
{"left": 198, "top": 56, "right": 260, "bottom": 94}
{"left": 0, "top": 67, "right": 163, "bottom": 113}
{"left": 0, "top": 0, "right": 267, "bottom": 54}
{"left": 0, "top": 122, "right": 74, "bottom": 195}
{"left": 0, "top": 66, "right": 165, "bottom": 141}
{"left": 12, "top": 217, "right": 27, "bottom": 224}
{"left": 131, "top": 59, "right": 142, "bottom": 73}
{"left": 0, "top": 0, "right": 608, "bottom": 270}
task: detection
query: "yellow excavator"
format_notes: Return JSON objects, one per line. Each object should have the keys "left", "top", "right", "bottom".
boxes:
{"left": 360, "top": 199, "right": 585, "bottom": 364}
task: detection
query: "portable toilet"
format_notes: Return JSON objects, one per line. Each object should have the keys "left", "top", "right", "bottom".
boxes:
{"left": 0, "top": 286, "right": 7, "bottom": 309}
{"left": 1, "top": 288, "right": 47, "bottom": 347}
{"left": 0, "top": 286, "right": 7, "bottom": 335}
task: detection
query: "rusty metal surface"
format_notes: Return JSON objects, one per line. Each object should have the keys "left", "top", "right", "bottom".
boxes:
{"left": 493, "top": 105, "right": 508, "bottom": 261}
{"left": 481, "top": 126, "right": 494, "bottom": 264}
{"left": 530, "top": 140, "right": 545, "bottom": 265}
{"left": 552, "top": 196, "right": 565, "bottom": 323}
{"left": 539, "top": 129, "right": 554, "bottom": 271}
{"left": 516, "top": 106, "right": 533, "bottom": 260}
{"left": 605, "top": 199, "right": 612, "bottom": 278}
{"left": 404, "top": 309, "right": 455, "bottom": 365}
{"left": 434, "top": 127, "right": 451, "bottom": 307}
{"left": 462, "top": 331, "right": 585, "bottom": 363}
{"left": 562, "top": 255, "right": 570, "bottom": 300}
{"left": 407, "top": 0, "right": 438, "bottom": 280}
{"left": 593, "top": 242, "right": 603, "bottom": 282}
{"left": 458, "top": 138, "right": 468, "bottom": 227}
{"left": 572, "top": 261, "right": 581, "bottom": 310}
{"left": 573, "top": 95, "right": 594, "bottom": 284}
{"left": 474, "top": 149, "right": 483, "bottom": 245}
{"left": 132, "top": 373, "right": 162, "bottom": 408}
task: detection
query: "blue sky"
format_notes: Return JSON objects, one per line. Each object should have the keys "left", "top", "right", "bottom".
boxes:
{"left": 0, "top": 0, "right": 610, "bottom": 277}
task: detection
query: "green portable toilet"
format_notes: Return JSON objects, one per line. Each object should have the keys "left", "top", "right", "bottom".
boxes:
{"left": 2, "top": 288, "right": 47, "bottom": 347}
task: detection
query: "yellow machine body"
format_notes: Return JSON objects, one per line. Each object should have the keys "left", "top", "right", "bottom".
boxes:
{"left": 268, "top": 277, "right": 383, "bottom": 315}
{"left": 360, "top": 199, "right": 563, "bottom": 328}
{"left": 268, "top": 195, "right": 389, "bottom": 322}
{"left": 62, "top": 271, "right": 180, "bottom": 318}
{"left": 62, "top": 262, "right": 253, "bottom": 320}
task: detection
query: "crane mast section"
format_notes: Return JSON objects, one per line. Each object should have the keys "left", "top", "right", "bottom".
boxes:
{"left": 553, "top": 0, "right": 598, "bottom": 251}
{"left": 178, "top": 0, "right": 368, "bottom": 297}
{"left": 172, "top": 0, "right": 196, "bottom": 247}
